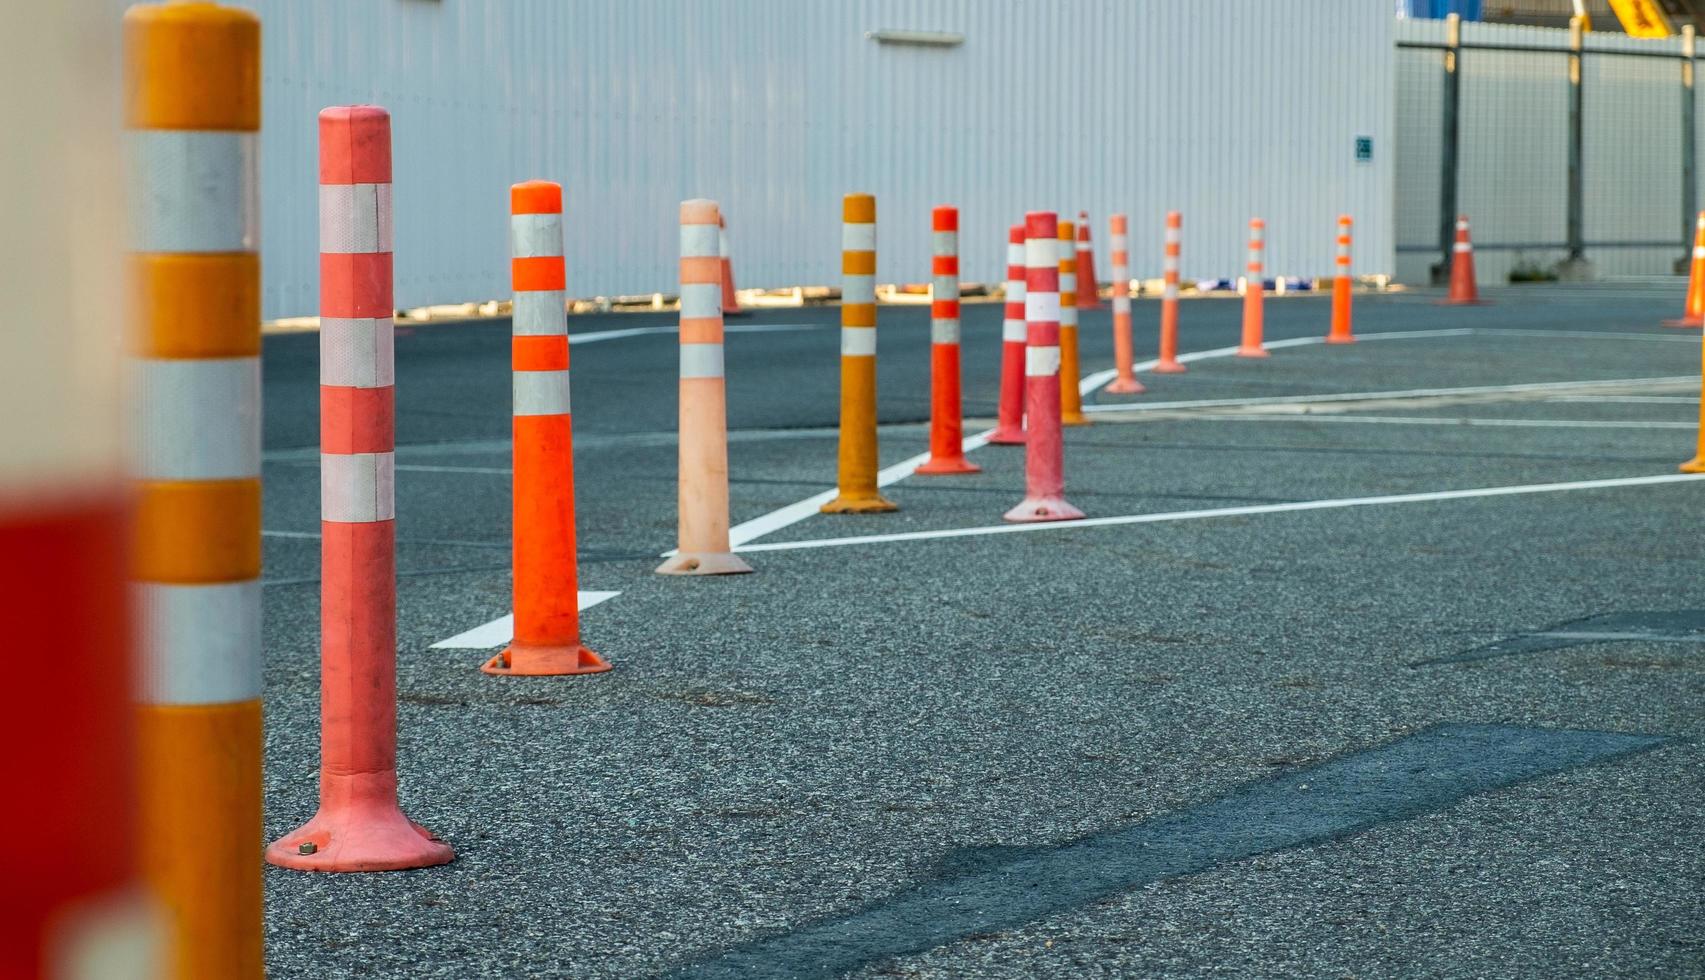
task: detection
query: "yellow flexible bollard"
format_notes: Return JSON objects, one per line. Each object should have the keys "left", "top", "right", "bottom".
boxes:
{"left": 1058, "top": 219, "right": 1089, "bottom": 426}
{"left": 823, "top": 193, "right": 897, "bottom": 513}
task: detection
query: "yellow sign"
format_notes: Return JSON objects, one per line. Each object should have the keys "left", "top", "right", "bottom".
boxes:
{"left": 1608, "top": 0, "right": 1674, "bottom": 38}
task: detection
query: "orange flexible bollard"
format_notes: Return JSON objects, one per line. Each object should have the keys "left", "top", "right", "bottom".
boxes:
{"left": 267, "top": 107, "right": 457, "bottom": 872}
{"left": 1058, "top": 219, "right": 1090, "bottom": 425}
{"left": 1155, "top": 211, "right": 1186, "bottom": 373}
{"left": 823, "top": 193, "right": 897, "bottom": 512}
{"left": 1105, "top": 213, "right": 1144, "bottom": 394}
{"left": 487, "top": 180, "right": 612, "bottom": 671}
{"left": 126, "top": 2, "right": 265, "bottom": 969}
{"left": 989, "top": 224, "right": 1029, "bottom": 444}
{"left": 1439, "top": 215, "right": 1488, "bottom": 305}
{"left": 659, "top": 200, "right": 754, "bottom": 573}
{"left": 918, "top": 205, "right": 980, "bottom": 475}
{"left": 6, "top": 2, "right": 161, "bottom": 973}
{"left": 1237, "top": 218, "right": 1269, "bottom": 358}
{"left": 1075, "top": 210, "right": 1103, "bottom": 310}
{"left": 719, "top": 213, "right": 744, "bottom": 316}
{"left": 1683, "top": 328, "right": 1705, "bottom": 471}
{"left": 1666, "top": 211, "right": 1705, "bottom": 327}
{"left": 1327, "top": 214, "right": 1355, "bottom": 344}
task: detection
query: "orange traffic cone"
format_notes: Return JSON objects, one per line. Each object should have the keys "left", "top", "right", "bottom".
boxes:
{"left": 1439, "top": 215, "right": 1488, "bottom": 305}
{"left": 1665, "top": 211, "right": 1705, "bottom": 327}
{"left": 718, "top": 214, "right": 744, "bottom": 316}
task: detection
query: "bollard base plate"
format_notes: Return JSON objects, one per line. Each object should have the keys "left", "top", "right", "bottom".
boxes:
{"left": 1662, "top": 317, "right": 1703, "bottom": 328}
{"left": 820, "top": 493, "right": 898, "bottom": 514}
{"left": 1061, "top": 412, "right": 1092, "bottom": 426}
{"left": 1152, "top": 360, "right": 1187, "bottom": 375}
{"left": 483, "top": 642, "right": 610, "bottom": 676}
{"left": 915, "top": 456, "right": 982, "bottom": 476}
{"left": 987, "top": 426, "right": 1027, "bottom": 445}
{"left": 1104, "top": 377, "right": 1146, "bottom": 394}
{"left": 1435, "top": 298, "right": 1490, "bottom": 306}
{"left": 1325, "top": 334, "right": 1356, "bottom": 345}
{"left": 266, "top": 807, "right": 453, "bottom": 873}
{"left": 656, "top": 551, "right": 754, "bottom": 576}
{"left": 1681, "top": 456, "right": 1705, "bottom": 474}
{"left": 1004, "top": 495, "right": 1086, "bottom": 523}
{"left": 1235, "top": 347, "right": 1270, "bottom": 359}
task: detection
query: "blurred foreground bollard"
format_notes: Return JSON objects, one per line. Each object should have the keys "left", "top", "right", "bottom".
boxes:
{"left": 4, "top": 1, "right": 163, "bottom": 974}
{"left": 268, "top": 106, "right": 456, "bottom": 871}
{"left": 125, "top": 1, "right": 264, "bottom": 971}
{"left": 1005, "top": 211, "right": 1085, "bottom": 524}
{"left": 659, "top": 200, "right": 753, "bottom": 574}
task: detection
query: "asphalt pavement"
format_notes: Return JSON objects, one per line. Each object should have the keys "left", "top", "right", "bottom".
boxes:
{"left": 260, "top": 283, "right": 1705, "bottom": 978}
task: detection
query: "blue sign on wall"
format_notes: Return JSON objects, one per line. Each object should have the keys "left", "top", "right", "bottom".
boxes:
{"left": 1403, "top": 0, "right": 1482, "bottom": 19}
{"left": 1355, "top": 136, "right": 1373, "bottom": 162}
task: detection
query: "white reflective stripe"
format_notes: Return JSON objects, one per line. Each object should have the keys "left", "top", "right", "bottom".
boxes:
{"left": 719, "top": 226, "right": 731, "bottom": 258}
{"left": 1026, "top": 345, "right": 1061, "bottom": 376}
{"left": 680, "top": 283, "right": 722, "bottom": 319}
{"left": 1248, "top": 248, "right": 1262, "bottom": 264}
{"left": 680, "top": 223, "right": 720, "bottom": 258}
{"left": 1007, "top": 243, "right": 1025, "bottom": 265}
{"left": 1165, "top": 227, "right": 1180, "bottom": 244}
{"left": 138, "top": 581, "right": 262, "bottom": 704}
{"left": 933, "top": 275, "right": 959, "bottom": 300}
{"left": 932, "top": 230, "right": 958, "bottom": 255}
{"left": 1061, "top": 272, "right": 1077, "bottom": 292}
{"left": 1694, "top": 246, "right": 1705, "bottom": 259}
{"left": 1060, "top": 304, "right": 1078, "bottom": 326}
{"left": 1113, "top": 295, "right": 1131, "bottom": 313}
{"left": 1457, "top": 219, "right": 1470, "bottom": 231}
{"left": 1026, "top": 292, "right": 1060, "bottom": 322}
{"left": 1025, "top": 238, "right": 1054, "bottom": 267}
{"left": 1338, "top": 243, "right": 1351, "bottom": 258}
{"left": 320, "top": 318, "right": 395, "bottom": 388}
{"left": 134, "top": 358, "right": 260, "bottom": 480}
{"left": 1110, "top": 235, "right": 1128, "bottom": 250}
{"left": 931, "top": 320, "right": 960, "bottom": 344}
{"left": 1057, "top": 239, "right": 1074, "bottom": 260}
{"left": 841, "top": 326, "right": 876, "bottom": 356}
{"left": 510, "top": 212, "right": 563, "bottom": 258}
{"left": 1002, "top": 318, "right": 1027, "bottom": 342}
{"left": 321, "top": 452, "right": 395, "bottom": 522}
{"left": 513, "top": 290, "right": 567, "bottom": 336}
{"left": 1164, "top": 283, "right": 1180, "bottom": 300}
{"left": 513, "top": 369, "right": 571, "bottom": 416}
{"left": 1006, "top": 278, "right": 1026, "bottom": 300}
{"left": 843, "top": 274, "right": 876, "bottom": 304}
{"left": 1454, "top": 242, "right": 1473, "bottom": 253}
{"left": 1164, "top": 257, "right": 1180, "bottom": 271}
{"left": 128, "top": 130, "right": 258, "bottom": 253}
{"left": 680, "top": 343, "right": 724, "bottom": 378}
{"left": 320, "top": 183, "right": 393, "bottom": 254}
{"left": 842, "top": 222, "right": 876, "bottom": 252}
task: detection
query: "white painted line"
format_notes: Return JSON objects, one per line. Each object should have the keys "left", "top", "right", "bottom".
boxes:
{"left": 1175, "top": 413, "right": 1696, "bottom": 430}
{"left": 1472, "top": 328, "right": 1699, "bottom": 344}
{"left": 722, "top": 328, "right": 1473, "bottom": 549}
{"left": 428, "top": 591, "right": 622, "bottom": 649}
{"left": 570, "top": 322, "right": 821, "bottom": 345}
{"left": 1084, "top": 375, "right": 1694, "bottom": 414}
{"left": 731, "top": 472, "right": 1705, "bottom": 554}
{"left": 1546, "top": 395, "right": 1698, "bottom": 404}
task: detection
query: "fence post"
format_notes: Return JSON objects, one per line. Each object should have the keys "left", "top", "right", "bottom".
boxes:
{"left": 1560, "top": 15, "right": 1594, "bottom": 280}
{"left": 1682, "top": 25, "right": 1697, "bottom": 274}
{"left": 1432, "top": 12, "right": 1462, "bottom": 286}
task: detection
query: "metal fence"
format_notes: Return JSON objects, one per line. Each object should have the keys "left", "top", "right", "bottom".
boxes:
{"left": 1395, "top": 15, "right": 1698, "bottom": 283}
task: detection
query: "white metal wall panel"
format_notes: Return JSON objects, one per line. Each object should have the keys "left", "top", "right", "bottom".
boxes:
{"left": 235, "top": 0, "right": 1393, "bottom": 320}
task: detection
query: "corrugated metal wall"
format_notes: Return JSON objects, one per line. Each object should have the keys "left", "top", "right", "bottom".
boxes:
{"left": 237, "top": 0, "right": 1393, "bottom": 320}
{"left": 1394, "top": 18, "right": 1694, "bottom": 283}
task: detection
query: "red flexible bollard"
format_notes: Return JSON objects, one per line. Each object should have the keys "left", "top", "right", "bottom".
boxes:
{"left": 1237, "top": 217, "right": 1268, "bottom": 358}
{"left": 268, "top": 106, "right": 454, "bottom": 873}
{"left": 989, "top": 224, "right": 1028, "bottom": 445}
{"left": 1005, "top": 211, "right": 1085, "bottom": 523}
{"left": 918, "top": 205, "right": 979, "bottom": 475}
{"left": 1155, "top": 211, "right": 1186, "bottom": 373}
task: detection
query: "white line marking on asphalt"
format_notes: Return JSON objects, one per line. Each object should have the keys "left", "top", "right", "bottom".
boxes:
{"left": 261, "top": 529, "right": 320, "bottom": 539}
{"left": 730, "top": 472, "right": 1705, "bottom": 554}
{"left": 570, "top": 322, "right": 821, "bottom": 345}
{"left": 1083, "top": 375, "right": 1695, "bottom": 414}
{"left": 428, "top": 592, "right": 622, "bottom": 649}
{"left": 1171, "top": 414, "right": 1696, "bottom": 430}
{"left": 1547, "top": 395, "right": 1699, "bottom": 404}
{"left": 723, "top": 328, "right": 1474, "bottom": 548}
{"left": 1470, "top": 328, "right": 1701, "bottom": 343}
